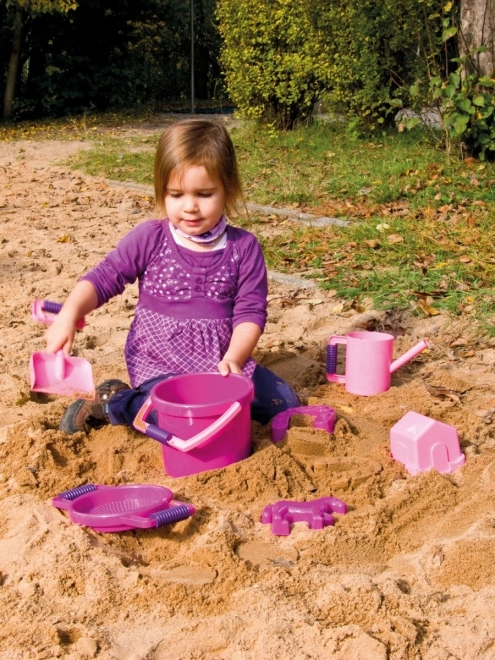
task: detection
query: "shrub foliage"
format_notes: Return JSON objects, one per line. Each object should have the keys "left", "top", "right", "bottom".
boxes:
{"left": 217, "top": 0, "right": 331, "bottom": 129}
{"left": 217, "top": 0, "right": 449, "bottom": 131}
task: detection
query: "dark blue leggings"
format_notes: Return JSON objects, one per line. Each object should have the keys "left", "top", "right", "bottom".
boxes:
{"left": 107, "top": 365, "right": 300, "bottom": 429}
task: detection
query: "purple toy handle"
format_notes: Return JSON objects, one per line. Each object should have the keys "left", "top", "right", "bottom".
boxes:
{"left": 133, "top": 395, "right": 242, "bottom": 452}
{"left": 326, "top": 336, "right": 347, "bottom": 383}
{"left": 119, "top": 503, "right": 195, "bottom": 528}
{"left": 133, "top": 397, "right": 173, "bottom": 445}
{"left": 32, "top": 299, "right": 86, "bottom": 329}
{"left": 271, "top": 405, "right": 337, "bottom": 442}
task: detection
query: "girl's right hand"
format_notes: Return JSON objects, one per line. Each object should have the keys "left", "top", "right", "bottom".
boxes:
{"left": 43, "top": 280, "right": 99, "bottom": 355}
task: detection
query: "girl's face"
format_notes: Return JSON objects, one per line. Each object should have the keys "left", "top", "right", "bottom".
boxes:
{"left": 165, "top": 165, "right": 226, "bottom": 236}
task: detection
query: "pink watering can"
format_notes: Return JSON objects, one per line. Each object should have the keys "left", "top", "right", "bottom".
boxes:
{"left": 326, "top": 331, "right": 428, "bottom": 396}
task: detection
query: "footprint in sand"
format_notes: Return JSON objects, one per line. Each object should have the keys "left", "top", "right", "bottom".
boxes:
{"left": 235, "top": 541, "right": 299, "bottom": 568}
{"left": 146, "top": 565, "right": 218, "bottom": 585}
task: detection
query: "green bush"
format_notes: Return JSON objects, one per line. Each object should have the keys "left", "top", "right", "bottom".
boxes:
{"left": 217, "top": 0, "right": 332, "bottom": 129}
{"left": 320, "top": 0, "right": 445, "bottom": 132}
{"left": 217, "top": 0, "right": 446, "bottom": 132}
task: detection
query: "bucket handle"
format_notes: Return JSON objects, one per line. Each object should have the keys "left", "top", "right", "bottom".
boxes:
{"left": 133, "top": 397, "right": 243, "bottom": 453}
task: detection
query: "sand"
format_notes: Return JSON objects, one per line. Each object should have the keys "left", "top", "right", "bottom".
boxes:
{"left": 1, "top": 127, "right": 495, "bottom": 660}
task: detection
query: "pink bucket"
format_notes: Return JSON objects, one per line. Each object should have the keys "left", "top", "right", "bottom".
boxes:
{"left": 133, "top": 373, "right": 254, "bottom": 478}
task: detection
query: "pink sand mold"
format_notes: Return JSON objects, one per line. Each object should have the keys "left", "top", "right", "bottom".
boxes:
{"left": 390, "top": 411, "right": 466, "bottom": 475}
{"left": 261, "top": 496, "right": 347, "bottom": 536}
{"left": 32, "top": 299, "right": 85, "bottom": 329}
{"left": 52, "top": 483, "right": 196, "bottom": 533}
{"left": 271, "top": 405, "right": 337, "bottom": 442}
{"left": 29, "top": 350, "right": 95, "bottom": 399}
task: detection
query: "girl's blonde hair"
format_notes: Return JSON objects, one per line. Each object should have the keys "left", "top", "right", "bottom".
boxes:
{"left": 154, "top": 118, "right": 243, "bottom": 217}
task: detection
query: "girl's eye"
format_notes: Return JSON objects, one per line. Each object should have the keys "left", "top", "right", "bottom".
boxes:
{"left": 198, "top": 192, "right": 212, "bottom": 198}
{"left": 168, "top": 192, "right": 182, "bottom": 198}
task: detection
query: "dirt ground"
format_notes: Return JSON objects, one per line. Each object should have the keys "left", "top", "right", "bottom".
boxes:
{"left": 2, "top": 125, "right": 495, "bottom": 660}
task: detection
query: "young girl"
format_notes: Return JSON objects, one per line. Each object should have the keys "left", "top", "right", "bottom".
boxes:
{"left": 45, "top": 118, "right": 300, "bottom": 434}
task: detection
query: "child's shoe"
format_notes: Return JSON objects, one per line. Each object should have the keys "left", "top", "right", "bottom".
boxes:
{"left": 59, "top": 379, "right": 130, "bottom": 434}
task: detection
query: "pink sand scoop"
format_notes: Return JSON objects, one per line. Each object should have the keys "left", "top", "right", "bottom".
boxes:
{"left": 29, "top": 350, "right": 95, "bottom": 399}
{"left": 30, "top": 299, "right": 93, "bottom": 398}
{"left": 52, "top": 483, "right": 195, "bottom": 533}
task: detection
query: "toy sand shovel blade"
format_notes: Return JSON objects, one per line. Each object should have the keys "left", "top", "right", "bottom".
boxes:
{"left": 29, "top": 351, "right": 95, "bottom": 399}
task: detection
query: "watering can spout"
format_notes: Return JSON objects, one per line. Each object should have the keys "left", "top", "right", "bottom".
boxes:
{"left": 390, "top": 339, "right": 429, "bottom": 374}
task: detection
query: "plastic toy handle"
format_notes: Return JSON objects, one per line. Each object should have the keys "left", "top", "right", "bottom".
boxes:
{"left": 166, "top": 402, "right": 242, "bottom": 452}
{"left": 132, "top": 396, "right": 173, "bottom": 445}
{"left": 145, "top": 425, "right": 173, "bottom": 445}
{"left": 54, "top": 351, "right": 66, "bottom": 382}
{"left": 119, "top": 503, "right": 196, "bottom": 529}
{"left": 150, "top": 503, "right": 195, "bottom": 527}
{"left": 326, "top": 336, "right": 347, "bottom": 384}
{"left": 133, "top": 398, "right": 243, "bottom": 453}
{"left": 54, "top": 483, "right": 98, "bottom": 507}
{"left": 32, "top": 300, "right": 86, "bottom": 330}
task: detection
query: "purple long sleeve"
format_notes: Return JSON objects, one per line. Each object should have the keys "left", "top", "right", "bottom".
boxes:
{"left": 80, "top": 220, "right": 267, "bottom": 385}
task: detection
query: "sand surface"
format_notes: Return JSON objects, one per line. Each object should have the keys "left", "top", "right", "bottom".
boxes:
{"left": 1, "top": 127, "right": 495, "bottom": 659}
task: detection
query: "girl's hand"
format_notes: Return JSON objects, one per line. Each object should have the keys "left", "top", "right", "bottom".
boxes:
{"left": 45, "top": 316, "right": 77, "bottom": 355}
{"left": 219, "top": 322, "right": 262, "bottom": 377}
{"left": 43, "top": 280, "right": 99, "bottom": 355}
{"left": 218, "top": 358, "right": 243, "bottom": 376}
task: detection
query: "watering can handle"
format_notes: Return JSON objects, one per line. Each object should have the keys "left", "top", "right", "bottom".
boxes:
{"left": 133, "top": 397, "right": 243, "bottom": 453}
{"left": 326, "top": 336, "right": 347, "bottom": 384}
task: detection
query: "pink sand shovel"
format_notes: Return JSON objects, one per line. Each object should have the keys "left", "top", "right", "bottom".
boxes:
{"left": 29, "top": 350, "right": 95, "bottom": 399}
{"left": 29, "top": 299, "right": 94, "bottom": 399}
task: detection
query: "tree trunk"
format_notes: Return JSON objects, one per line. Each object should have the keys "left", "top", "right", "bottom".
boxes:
{"left": 3, "top": 7, "right": 24, "bottom": 119}
{"left": 460, "top": 0, "right": 495, "bottom": 77}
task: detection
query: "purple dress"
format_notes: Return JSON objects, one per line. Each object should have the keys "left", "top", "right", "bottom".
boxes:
{"left": 81, "top": 220, "right": 268, "bottom": 387}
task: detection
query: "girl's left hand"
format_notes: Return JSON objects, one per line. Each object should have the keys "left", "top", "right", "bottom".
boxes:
{"left": 218, "top": 359, "right": 243, "bottom": 376}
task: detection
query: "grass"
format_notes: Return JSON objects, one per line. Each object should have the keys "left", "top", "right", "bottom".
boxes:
{"left": 3, "top": 110, "right": 495, "bottom": 331}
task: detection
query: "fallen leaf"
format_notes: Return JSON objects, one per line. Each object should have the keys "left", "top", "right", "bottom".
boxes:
{"left": 449, "top": 338, "right": 468, "bottom": 347}
{"left": 387, "top": 233, "right": 403, "bottom": 244}
{"left": 304, "top": 299, "right": 325, "bottom": 306}
{"left": 57, "top": 235, "right": 72, "bottom": 243}
{"left": 417, "top": 298, "right": 440, "bottom": 316}
{"left": 365, "top": 239, "right": 381, "bottom": 249}
{"left": 426, "top": 385, "right": 461, "bottom": 402}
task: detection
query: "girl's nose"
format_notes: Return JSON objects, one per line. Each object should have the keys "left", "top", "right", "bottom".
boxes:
{"left": 183, "top": 195, "right": 198, "bottom": 212}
